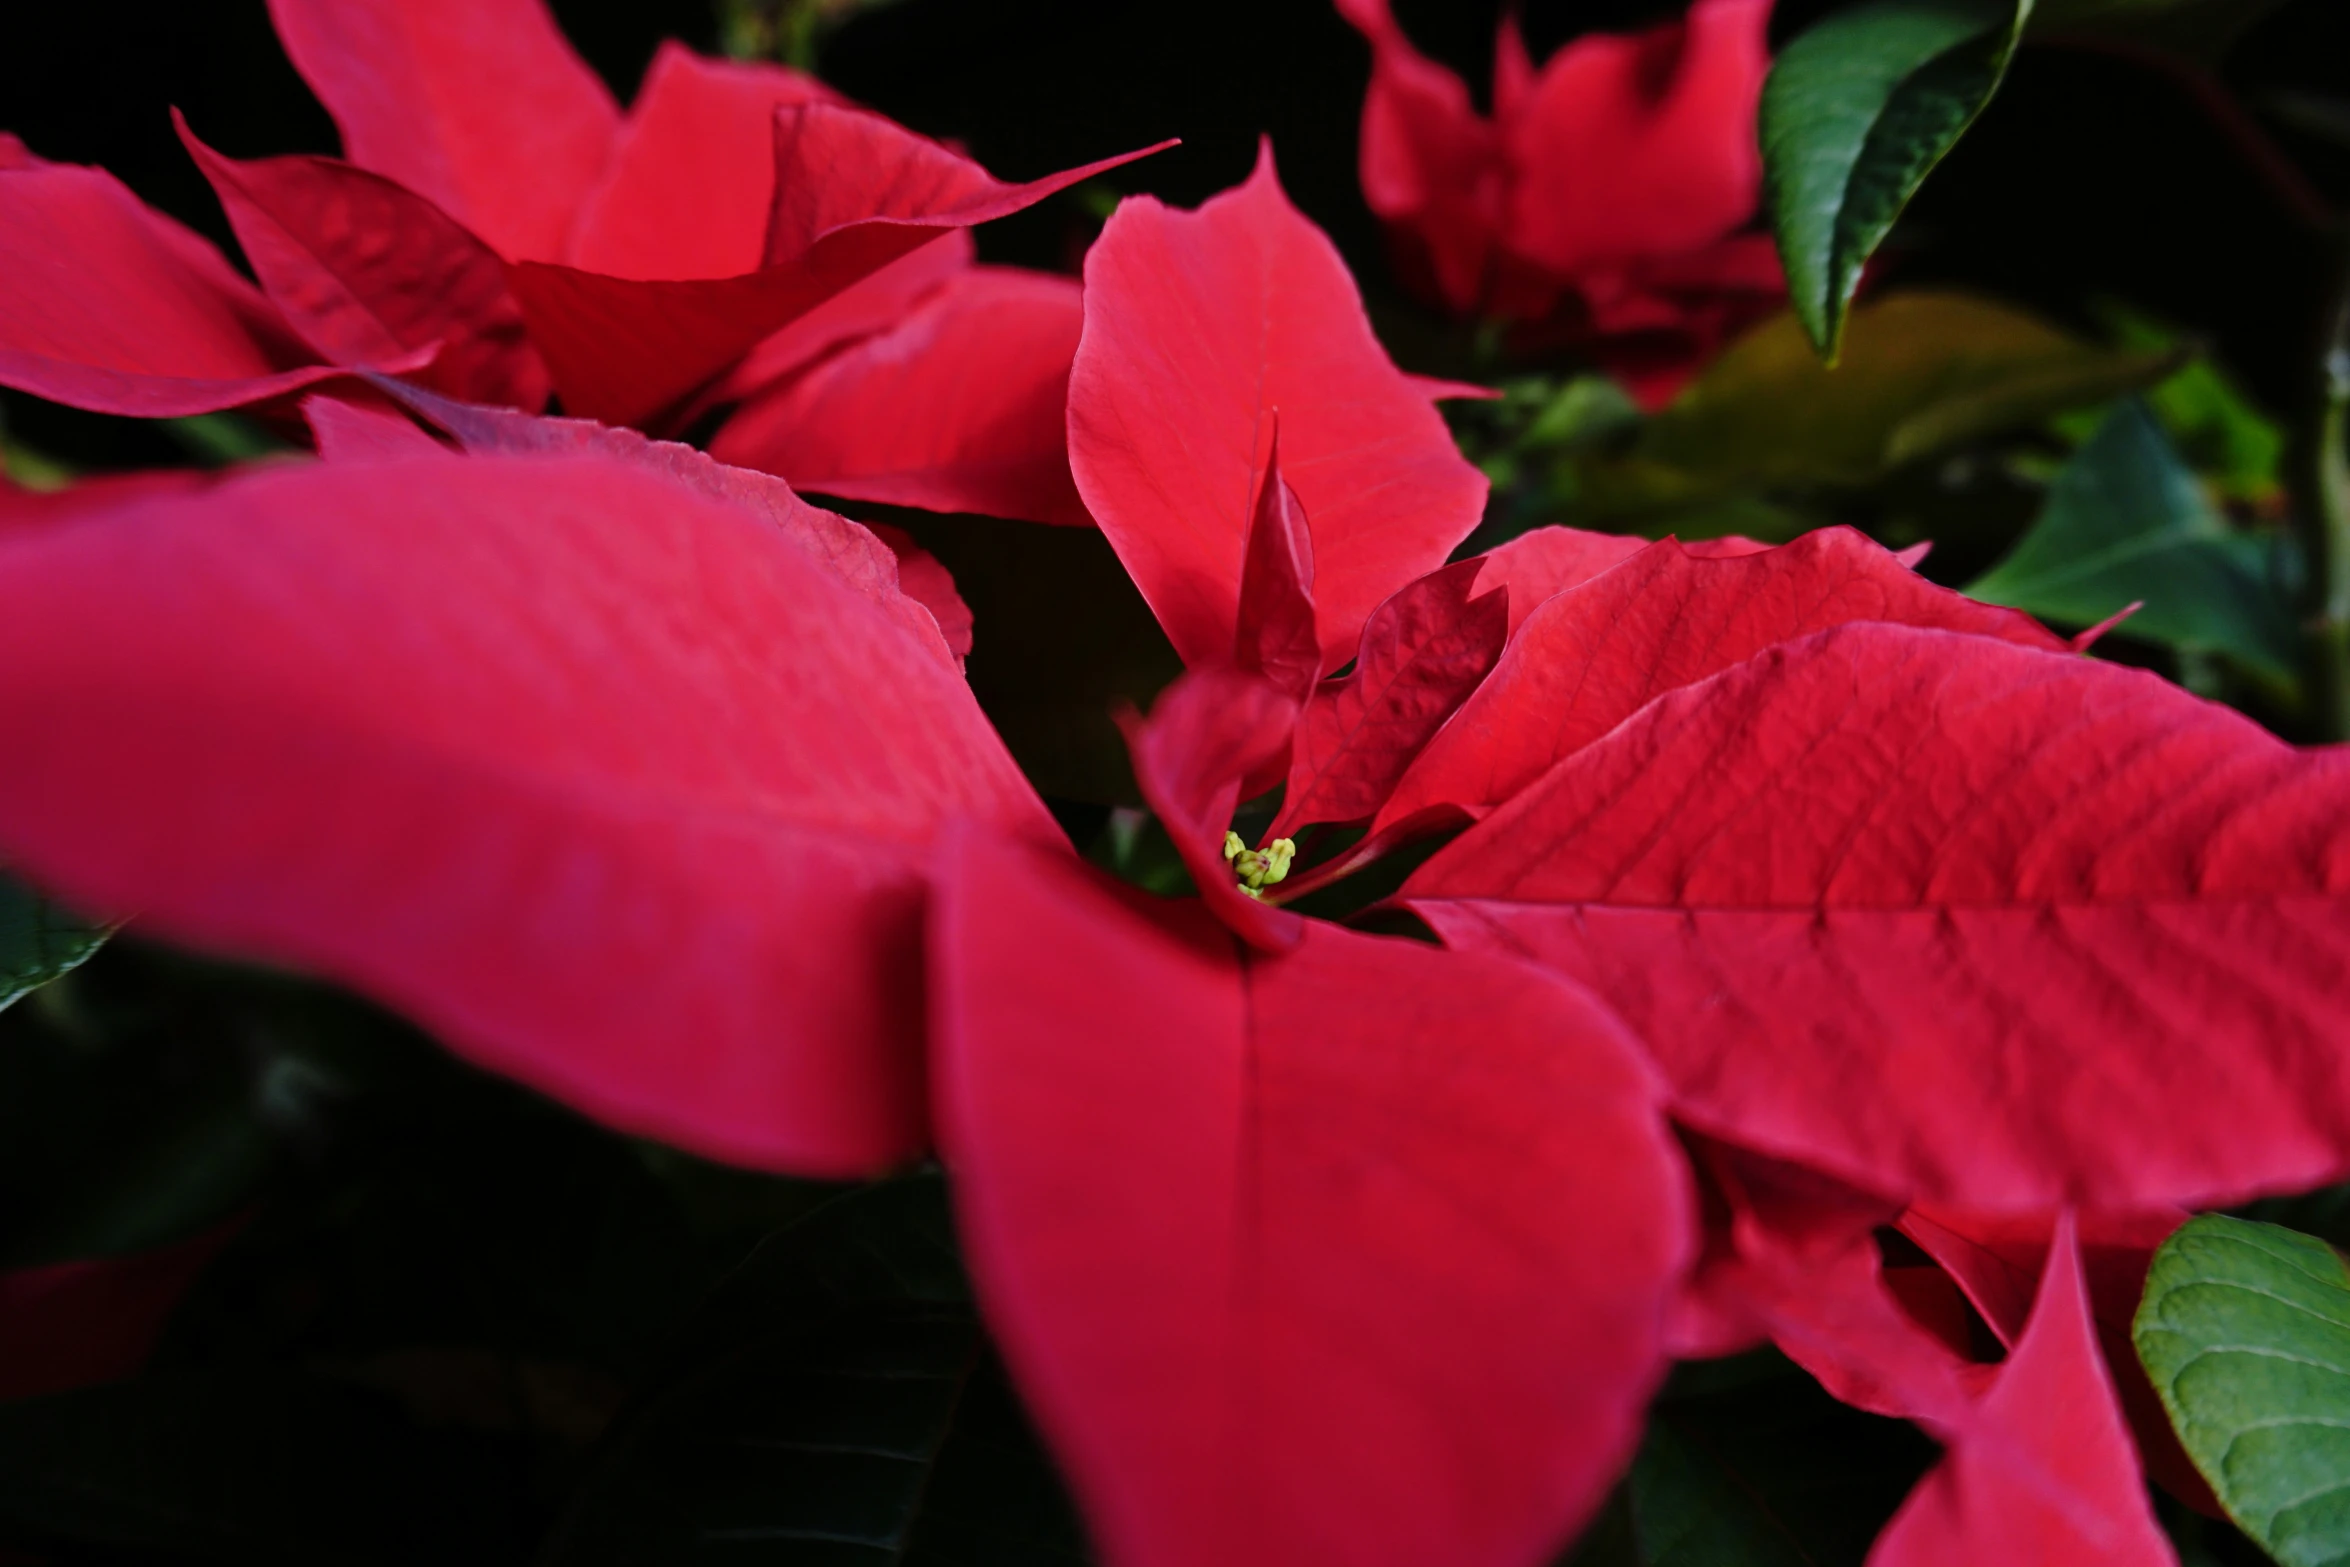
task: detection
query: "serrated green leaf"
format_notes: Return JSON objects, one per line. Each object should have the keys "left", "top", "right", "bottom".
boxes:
{"left": 2135, "top": 1214, "right": 2350, "bottom": 1567}
{"left": 0, "top": 869, "right": 108, "bottom": 1012}
{"left": 542, "top": 1177, "right": 1092, "bottom": 1565}
{"left": 1762, "top": 0, "right": 2030, "bottom": 357}
{"left": 1969, "top": 399, "right": 2300, "bottom": 679}
{"left": 1639, "top": 292, "right": 2176, "bottom": 492}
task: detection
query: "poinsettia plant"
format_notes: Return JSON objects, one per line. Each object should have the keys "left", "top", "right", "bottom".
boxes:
{"left": 1, "top": 0, "right": 2348, "bottom": 1564}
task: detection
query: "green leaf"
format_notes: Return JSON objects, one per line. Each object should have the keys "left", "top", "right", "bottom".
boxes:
{"left": 542, "top": 1176, "right": 1092, "bottom": 1565}
{"left": 1639, "top": 291, "right": 2177, "bottom": 491}
{"left": 1968, "top": 399, "right": 2300, "bottom": 679}
{"left": 0, "top": 869, "right": 108, "bottom": 1012}
{"left": 0, "top": 1370, "right": 531, "bottom": 1565}
{"left": 2134, "top": 1214, "right": 2350, "bottom": 1567}
{"left": 1762, "top": 0, "right": 2031, "bottom": 357}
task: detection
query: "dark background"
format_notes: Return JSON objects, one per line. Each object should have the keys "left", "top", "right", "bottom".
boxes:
{"left": 7, "top": 0, "right": 2350, "bottom": 424}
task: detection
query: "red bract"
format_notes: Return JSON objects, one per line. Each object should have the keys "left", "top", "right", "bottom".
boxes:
{"left": 0, "top": 452, "right": 1056, "bottom": 1175}
{"left": 710, "top": 265, "right": 1092, "bottom": 527}
{"left": 1405, "top": 621, "right": 2350, "bottom": 1210}
{"left": 931, "top": 829, "right": 1689, "bottom": 1567}
{"left": 0, "top": 0, "right": 1163, "bottom": 468}
{"left": 1068, "top": 143, "right": 1487, "bottom": 671}
{"left": 1335, "top": 0, "right": 1784, "bottom": 405}
{"left": 1870, "top": 1219, "right": 2177, "bottom": 1566}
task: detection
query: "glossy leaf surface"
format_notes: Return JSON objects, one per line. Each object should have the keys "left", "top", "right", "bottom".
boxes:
{"left": 0, "top": 870, "right": 107, "bottom": 1013}
{"left": 1760, "top": 0, "right": 2028, "bottom": 355}
{"left": 2135, "top": 1215, "right": 2350, "bottom": 1566}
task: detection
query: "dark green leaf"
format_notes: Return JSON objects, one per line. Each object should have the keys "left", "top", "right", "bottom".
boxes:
{"left": 0, "top": 869, "right": 107, "bottom": 1012}
{"left": 0, "top": 1369, "right": 531, "bottom": 1565}
{"left": 542, "top": 1177, "right": 1092, "bottom": 1565}
{"left": 1548, "top": 1350, "right": 1936, "bottom": 1565}
{"left": 1968, "top": 400, "right": 2300, "bottom": 679}
{"left": 1638, "top": 292, "right": 2176, "bottom": 491}
{"left": 1761, "top": 0, "right": 2030, "bottom": 356}
{"left": 2134, "top": 1214, "right": 2350, "bottom": 1567}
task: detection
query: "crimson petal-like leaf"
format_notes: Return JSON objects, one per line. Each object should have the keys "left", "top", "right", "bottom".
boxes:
{"left": 1870, "top": 1217, "right": 2177, "bottom": 1566}
{"left": 1068, "top": 142, "right": 1487, "bottom": 672}
{"left": 1470, "top": 525, "right": 1768, "bottom": 638}
{"left": 0, "top": 1229, "right": 236, "bottom": 1404}
{"left": 930, "top": 831, "right": 1689, "bottom": 1567}
{"left": 1333, "top": 0, "right": 1505, "bottom": 315}
{"left": 302, "top": 394, "right": 447, "bottom": 461}
{"left": 362, "top": 377, "right": 960, "bottom": 667}
{"left": 0, "top": 456, "right": 1056, "bottom": 1175}
{"left": 1233, "top": 424, "right": 1322, "bottom": 704}
{"left": 176, "top": 115, "right": 548, "bottom": 410}
{"left": 565, "top": 42, "right": 840, "bottom": 282}
{"left": 1380, "top": 527, "right": 2065, "bottom": 832}
{"left": 265, "top": 0, "right": 619, "bottom": 263}
{"left": 1502, "top": 0, "right": 1774, "bottom": 276}
{"left": 1407, "top": 621, "right": 2350, "bottom": 1209}
{"left": 1269, "top": 560, "right": 1506, "bottom": 839}
{"left": 509, "top": 106, "right": 1170, "bottom": 428}
{"left": 0, "top": 156, "right": 414, "bottom": 417}
{"left": 710, "top": 266, "right": 1090, "bottom": 527}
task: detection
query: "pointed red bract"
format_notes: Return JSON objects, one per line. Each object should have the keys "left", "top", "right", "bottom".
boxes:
{"left": 1502, "top": 0, "right": 1772, "bottom": 278}
{"left": 177, "top": 116, "right": 549, "bottom": 410}
{"left": 508, "top": 106, "right": 1169, "bottom": 427}
{"left": 363, "top": 377, "right": 960, "bottom": 667}
{"left": 1335, "top": 0, "right": 1781, "bottom": 393}
{"left": 1380, "top": 529, "right": 2067, "bottom": 832}
{"left": 1897, "top": 1205, "right": 2220, "bottom": 1514}
{"left": 1333, "top": 0, "right": 1506, "bottom": 314}
{"left": 702, "top": 233, "right": 976, "bottom": 410}
{"left": 303, "top": 394, "right": 447, "bottom": 461}
{"left": 566, "top": 43, "right": 840, "bottom": 281}
{"left": 0, "top": 456, "right": 1057, "bottom": 1175}
{"left": 1470, "top": 525, "right": 1768, "bottom": 638}
{"left": 711, "top": 266, "right": 1091, "bottom": 527}
{"left": 1408, "top": 621, "right": 2350, "bottom": 1209}
{"left": 1269, "top": 560, "right": 1506, "bottom": 840}
{"left": 931, "top": 831, "right": 1688, "bottom": 1567}
{"left": 0, "top": 155, "right": 418, "bottom": 416}
{"left": 265, "top": 0, "right": 620, "bottom": 262}
{"left": 1869, "top": 1219, "right": 2178, "bottom": 1567}
{"left": 1116, "top": 667, "right": 1304, "bottom": 952}
{"left": 1068, "top": 144, "right": 1487, "bottom": 672}
{"left": 1233, "top": 427, "right": 1322, "bottom": 705}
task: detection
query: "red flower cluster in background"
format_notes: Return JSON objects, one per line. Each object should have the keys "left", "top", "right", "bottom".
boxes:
{"left": 1337, "top": 0, "right": 1786, "bottom": 405}
{"left": 0, "top": 2, "right": 2344, "bottom": 1565}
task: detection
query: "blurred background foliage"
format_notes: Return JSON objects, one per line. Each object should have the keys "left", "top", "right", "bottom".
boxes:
{"left": 6, "top": 1, "right": 2350, "bottom": 1563}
